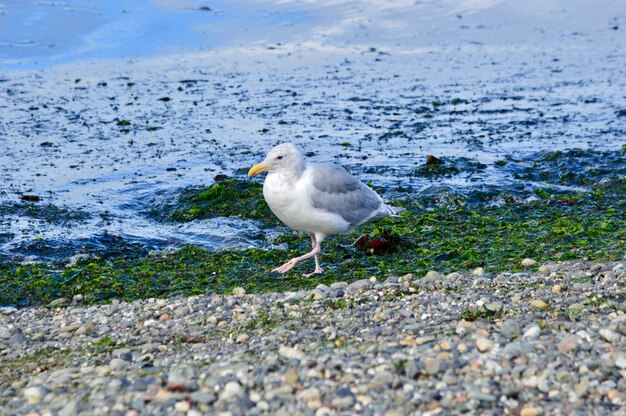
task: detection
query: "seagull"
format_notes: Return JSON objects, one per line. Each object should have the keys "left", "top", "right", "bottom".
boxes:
{"left": 248, "top": 143, "right": 404, "bottom": 276}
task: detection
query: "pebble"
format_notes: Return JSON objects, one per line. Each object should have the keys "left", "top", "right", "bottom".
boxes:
{"left": 520, "top": 405, "right": 543, "bottom": 416}
{"left": 521, "top": 258, "right": 537, "bottom": 267}
{"left": 219, "top": 381, "right": 243, "bottom": 402}
{"left": 530, "top": 299, "right": 549, "bottom": 310}
{"left": 23, "top": 386, "right": 48, "bottom": 404}
{"left": 2, "top": 259, "right": 625, "bottom": 415}
{"left": 557, "top": 336, "right": 579, "bottom": 353}
{"left": 476, "top": 337, "right": 494, "bottom": 352}
{"left": 49, "top": 298, "right": 70, "bottom": 307}
{"left": 424, "top": 357, "right": 442, "bottom": 375}
{"left": 345, "top": 279, "right": 373, "bottom": 294}
{"left": 109, "top": 358, "right": 129, "bottom": 370}
{"left": 278, "top": 345, "right": 305, "bottom": 361}
{"left": 8, "top": 333, "right": 29, "bottom": 345}
{"left": 523, "top": 325, "right": 541, "bottom": 339}
{"left": 232, "top": 287, "right": 246, "bottom": 296}
{"left": 599, "top": 329, "right": 621, "bottom": 343}
{"left": 423, "top": 270, "right": 443, "bottom": 282}
{"left": 283, "top": 368, "right": 299, "bottom": 385}
{"left": 471, "top": 267, "right": 485, "bottom": 276}
{"left": 174, "top": 401, "right": 190, "bottom": 412}
{"left": 298, "top": 387, "right": 322, "bottom": 409}
{"left": 332, "top": 387, "right": 356, "bottom": 409}
{"left": 76, "top": 322, "right": 95, "bottom": 336}
{"left": 368, "top": 370, "right": 394, "bottom": 391}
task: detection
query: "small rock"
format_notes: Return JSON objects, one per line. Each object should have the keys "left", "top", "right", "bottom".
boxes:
{"left": 345, "top": 279, "right": 373, "bottom": 295}
{"left": 557, "top": 336, "right": 579, "bottom": 354}
{"left": 235, "top": 333, "right": 250, "bottom": 343}
{"left": 615, "top": 356, "right": 626, "bottom": 369}
{"left": 76, "top": 322, "right": 95, "bottom": 336}
{"left": 72, "top": 294, "right": 84, "bottom": 303}
{"left": 500, "top": 319, "right": 521, "bottom": 338}
{"left": 423, "top": 270, "right": 443, "bottom": 282}
{"left": 476, "top": 337, "right": 494, "bottom": 352}
{"left": 538, "top": 264, "right": 554, "bottom": 274}
{"left": 60, "top": 323, "right": 81, "bottom": 333}
{"left": 329, "top": 288, "right": 345, "bottom": 298}
{"left": 398, "top": 273, "right": 414, "bottom": 283}
{"left": 23, "top": 386, "right": 48, "bottom": 404}
{"left": 424, "top": 357, "right": 442, "bottom": 375}
{"left": 49, "top": 298, "right": 70, "bottom": 307}
{"left": 521, "top": 258, "right": 537, "bottom": 267}
{"left": 167, "top": 372, "right": 188, "bottom": 392}
{"left": 599, "top": 328, "right": 621, "bottom": 343}
{"left": 109, "top": 358, "right": 129, "bottom": 370}
{"left": 415, "top": 336, "right": 435, "bottom": 345}
{"left": 523, "top": 325, "right": 541, "bottom": 339}
{"left": 58, "top": 400, "right": 79, "bottom": 416}
{"left": 219, "top": 381, "right": 243, "bottom": 402}
{"left": 159, "top": 313, "right": 172, "bottom": 321}
{"left": 313, "top": 290, "right": 328, "bottom": 300}
{"left": 330, "top": 282, "right": 348, "bottom": 290}
{"left": 485, "top": 301, "right": 503, "bottom": 313}
{"left": 551, "top": 285, "right": 562, "bottom": 294}
{"left": 368, "top": 370, "right": 394, "bottom": 391}
{"left": 7, "top": 333, "right": 29, "bottom": 345}
{"left": 332, "top": 387, "right": 356, "bottom": 409}
{"left": 298, "top": 387, "right": 322, "bottom": 409}
{"left": 174, "top": 401, "right": 190, "bottom": 412}
{"left": 520, "top": 404, "right": 543, "bottom": 416}
{"left": 190, "top": 390, "right": 216, "bottom": 405}
{"left": 468, "top": 391, "right": 496, "bottom": 401}
{"left": 278, "top": 345, "right": 305, "bottom": 361}
{"left": 530, "top": 299, "right": 549, "bottom": 310}
{"left": 232, "top": 287, "right": 246, "bottom": 296}
{"left": 283, "top": 368, "right": 298, "bottom": 385}
{"left": 472, "top": 267, "right": 485, "bottom": 276}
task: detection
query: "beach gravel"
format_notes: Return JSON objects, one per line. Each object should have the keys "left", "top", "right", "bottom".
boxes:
{"left": 2, "top": 260, "right": 626, "bottom": 415}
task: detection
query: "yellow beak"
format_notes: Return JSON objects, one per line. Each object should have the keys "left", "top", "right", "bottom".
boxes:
{"left": 248, "top": 162, "right": 269, "bottom": 177}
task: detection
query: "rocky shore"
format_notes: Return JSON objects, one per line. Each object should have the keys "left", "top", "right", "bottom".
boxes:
{"left": 2, "top": 260, "right": 626, "bottom": 415}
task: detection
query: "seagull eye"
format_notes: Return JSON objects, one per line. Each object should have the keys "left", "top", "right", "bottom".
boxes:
{"left": 276, "top": 156, "right": 283, "bottom": 160}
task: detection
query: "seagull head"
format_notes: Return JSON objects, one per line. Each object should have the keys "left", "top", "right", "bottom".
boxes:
{"left": 248, "top": 143, "right": 305, "bottom": 177}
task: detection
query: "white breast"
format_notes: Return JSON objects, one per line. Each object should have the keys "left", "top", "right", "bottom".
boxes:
{"left": 263, "top": 171, "right": 350, "bottom": 235}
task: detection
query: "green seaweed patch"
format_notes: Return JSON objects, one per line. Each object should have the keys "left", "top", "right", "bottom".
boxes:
{"left": 0, "top": 203, "right": 90, "bottom": 224}
{"left": 148, "top": 178, "right": 277, "bottom": 224}
{"left": 2, "top": 179, "right": 624, "bottom": 307}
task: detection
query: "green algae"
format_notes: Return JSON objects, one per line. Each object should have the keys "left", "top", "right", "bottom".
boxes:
{"left": 149, "top": 178, "right": 277, "bottom": 223}
{"left": 1, "top": 149, "right": 624, "bottom": 307}
{"left": 2, "top": 187, "right": 624, "bottom": 306}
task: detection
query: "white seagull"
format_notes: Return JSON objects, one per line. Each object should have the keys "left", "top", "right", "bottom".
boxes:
{"left": 248, "top": 143, "right": 404, "bottom": 276}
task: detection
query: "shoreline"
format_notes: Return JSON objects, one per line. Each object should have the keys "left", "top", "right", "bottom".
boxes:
{"left": 2, "top": 259, "right": 625, "bottom": 414}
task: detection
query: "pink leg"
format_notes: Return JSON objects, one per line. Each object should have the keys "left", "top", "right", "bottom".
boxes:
{"left": 272, "top": 234, "right": 324, "bottom": 275}
{"left": 304, "top": 235, "right": 324, "bottom": 277}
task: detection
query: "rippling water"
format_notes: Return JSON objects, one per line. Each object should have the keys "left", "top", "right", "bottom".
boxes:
{"left": 0, "top": 0, "right": 624, "bottom": 261}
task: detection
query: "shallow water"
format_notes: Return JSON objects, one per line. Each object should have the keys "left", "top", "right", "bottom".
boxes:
{"left": 0, "top": 0, "right": 624, "bottom": 261}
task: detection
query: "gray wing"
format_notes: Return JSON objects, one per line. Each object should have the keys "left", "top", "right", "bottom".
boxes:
{"left": 308, "top": 163, "right": 384, "bottom": 227}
